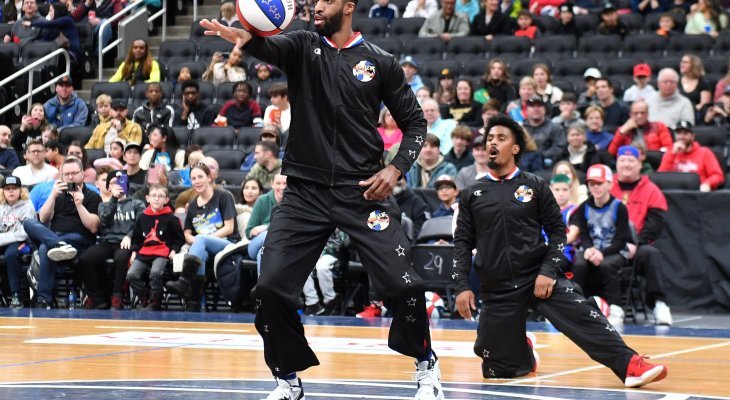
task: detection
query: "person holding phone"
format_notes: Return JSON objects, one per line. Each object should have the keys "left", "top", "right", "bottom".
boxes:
{"left": 77, "top": 169, "right": 145, "bottom": 309}
{"left": 22, "top": 157, "right": 102, "bottom": 309}
{"left": 202, "top": 47, "right": 246, "bottom": 86}
{"left": 11, "top": 103, "right": 47, "bottom": 158}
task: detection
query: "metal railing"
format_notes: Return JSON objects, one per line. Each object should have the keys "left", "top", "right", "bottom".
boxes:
{"left": 0, "top": 48, "right": 71, "bottom": 117}
{"left": 97, "top": 0, "right": 167, "bottom": 81}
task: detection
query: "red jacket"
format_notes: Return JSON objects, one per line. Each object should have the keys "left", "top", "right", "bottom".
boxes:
{"left": 515, "top": 26, "right": 538, "bottom": 39}
{"left": 610, "top": 175, "right": 667, "bottom": 233}
{"left": 658, "top": 144, "right": 725, "bottom": 189}
{"left": 608, "top": 121, "right": 673, "bottom": 156}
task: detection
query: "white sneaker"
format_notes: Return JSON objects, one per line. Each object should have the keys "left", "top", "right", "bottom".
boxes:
{"left": 526, "top": 332, "right": 540, "bottom": 372}
{"left": 653, "top": 300, "right": 673, "bottom": 326}
{"left": 608, "top": 304, "right": 625, "bottom": 328}
{"left": 264, "top": 377, "right": 304, "bottom": 400}
{"left": 47, "top": 242, "right": 77, "bottom": 262}
{"left": 414, "top": 355, "right": 445, "bottom": 400}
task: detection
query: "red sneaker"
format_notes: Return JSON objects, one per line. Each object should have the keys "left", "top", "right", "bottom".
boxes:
{"left": 111, "top": 295, "right": 124, "bottom": 311}
{"left": 526, "top": 332, "right": 539, "bottom": 373}
{"left": 624, "top": 354, "right": 667, "bottom": 387}
{"left": 356, "top": 302, "right": 382, "bottom": 318}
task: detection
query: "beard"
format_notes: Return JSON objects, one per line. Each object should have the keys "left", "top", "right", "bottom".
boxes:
{"left": 487, "top": 159, "right": 500, "bottom": 169}
{"left": 315, "top": 9, "right": 344, "bottom": 37}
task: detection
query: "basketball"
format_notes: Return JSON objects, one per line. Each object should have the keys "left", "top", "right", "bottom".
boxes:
{"left": 425, "top": 291, "right": 445, "bottom": 320}
{"left": 591, "top": 296, "right": 610, "bottom": 318}
{"left": 236, "top": 0, "right": 296, "bottom": 36}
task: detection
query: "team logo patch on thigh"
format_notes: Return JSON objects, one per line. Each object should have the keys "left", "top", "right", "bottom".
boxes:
{"left": 514, "top": 185, "right": 534, "bottom": 203}
{"left": 367, "top": 210, "right": 390, "bottom": 231}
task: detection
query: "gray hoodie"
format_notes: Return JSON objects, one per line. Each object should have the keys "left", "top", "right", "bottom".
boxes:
{"left": 98, "top": 196, "right": 146, "bottom": 243}
{"left": 0, "top": 199, "right": 36, "bottom": 247}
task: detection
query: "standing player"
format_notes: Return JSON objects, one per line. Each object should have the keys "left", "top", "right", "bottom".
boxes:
{"left": 200, "top": 1, "right": 443, "bottom": 399}
{"left": 453, "top": 115, "right": 667, "bottom": 388}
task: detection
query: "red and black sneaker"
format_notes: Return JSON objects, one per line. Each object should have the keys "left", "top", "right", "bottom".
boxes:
{"left": 111, "top": 295, "right": 124, "bottom": 311}
{"left": 526, "top": 332, "right": 540, "bottom": 373}
{"left": 624, "top": 354, "right": 667, "bottom": 387}
{"left": 356, "top": 302, "right": 383, "bottom": 318}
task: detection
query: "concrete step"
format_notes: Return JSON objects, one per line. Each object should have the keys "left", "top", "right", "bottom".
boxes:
{"left": 195, "top": 5, "right": 220, "bottom": 16}
{"left": 176, "top": 14, "right": 196, "bottom": 26}
{"left": 148, "top": 32, "right": 190, "bottom": 48}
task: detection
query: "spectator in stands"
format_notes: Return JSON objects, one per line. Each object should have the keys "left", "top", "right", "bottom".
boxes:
{"left": 0, "top": 125, "right": 20, "bottom": 170}
{"left": 403, "top": 0, "right": 438, "bottom": 18}
{"left": 569, "top": 164, "right": 631, "bottom": 327}
{"left": 678, "top": 54, "right": 712, "bottom": 114}
{"left": 13, "top": 140, "right": 57, "bottom": 186}
{"left": 609, "top": 100, "right": 673, "bottom": 155}
{"left": 578, "top": 67, "right": 601, "bottom": 107}
{"left": 456, "top": 134, "right": 487, "bottom": 189}
{"left": 446, "top": 79, "right": 482, "bottom": 126}
{"left": 31, "top": 3, "right": 82, "bottom": 62}
{"left": 514, "top": 10, "right": 538, "bottom": 39}
{"left": 435, "top": 70, "right": 455, "bottom": 111}
{"left": 432, "top": 174, "right": 458, "bottom": 217}
{"left": 555, "top": 3, "right": 580, "bottom": 37}
{"left": 71, "top": 0, "right": 124, "bottom": 55}
{"left": 173, "top": 81, "right": 215, "bottom": 129}
{"left": 217, "top": 81, "right": 263, "bottom": 129}
{"left": 175, "top": 66, "right": 192, "bottom": 89}
{"left": 369, "top": 0, "right": 399, "bottom": 24}
{"left": 595, "top": 78, "right": 630, "bottom": 127}
{"left": 377, "top": 108, "right": 403, "bottom": 151}
{"left": 704, "top": 84, "right": 730, "bottom": 126}
{"left": 77, "top": 169, "right": 145, "bottom": 309}
{"left": 251, "top": 62, "right": 275, "bottom": 85}
{"left": 140, "top": 125, "right": 184, "bottom": 171}
{"left": 44, "top": 140, "right": 64, "bottom": 169}
{"left": 246, "top": 141, "right": 282, "bottom": 190}
{"left": 477, "top": 100, "right": 501, "bottom": 136}
{"left": 263, "top": 83, "right": 291, "bottom": 134}
{"left": 12, "top": 103, "right": 46, "bottom": 157}
{"left": 132, "top": 83, "right": 175, "bottom": 135}
{"left": 0, "top": 176, "right": 35, "bottom": 308}
{"left": 523, "top": 95, "right": 566, "bottom": 166}
{"left": 415, "top": 86, "right": 433, "bottom": 105}
{"left": 713, "top": 61, "right": 730, "bottom": 102}
{"left": 92, "top": 140, "right": 125, "bottom": 171}
{"left": 23, "top": 157, "right": 101, "bottom": 309}
{"left": 552, "top": 92, "right": 584, "bottom": 130}
{"left": 218, "top": 1, "right": 239, "bottom": 26}
{"left": 109, "top": 39, "right": 161, "bottom": 86}
{"left": 41, "top": 125, "right": 59, "bottom": 145}
{"left": 553, "top": 159, "right": 587, "bottom": 204}
{"left": 91, "top": 94, "right": 112, "bottom": 127}
{"left": 66, "top": 140, "right": 96, "bottom": 183}
{"left": 475, "top": 58, "right": 515, "bottom": 107}
{"left": 3, "top": 0, "right": 41, "bottom": 46}
{"left": 44, "top": 76, "right": 87, "bottom": 130}
{"left": 302, "top": 229, "right": 347, "bottom": 315}
{"left": 124, "top": 183, "right": 185, "bottom": 311}
{"left": 549, "top": 173, "right": 577, "bottom": 262}
{"left": 174, "top": 154, "right": 216, "bottom": 209}
{"left": 393, "top": 177, "right": 431, "bottom": 237}
{"left": 400, "top": 56, "right": 424, "bottom": 94}
{"left": 500, "top": 0, "right": 522, "bottom": 16}
{"left": 632, "top": 0, "right": 667, "bottom": 16}
{"left": 647, "top": 68, "right": 695, "bottom": 128}
{"left": 202, "top": 48, "right": 246, "bottom": 86}
{"left": 506, "top": 77, "right": 537, "bottom": 124}
{"left": 2, "top": 0, "right": 21, "bottom": 23}
{"left": 418, "top": 0, "right": 470, "bottom": 41}
{"left": 533, "top": 63, "right": 563, "bottom": 105}
{"left": 583, "top": 105, "right": 614, "bottom": 151}
{"left": 406, "top": 134, "right": 457, "bottom": 189}
{"left": 456, "top": 0, "right": 480, "bottom": 22}
{"left": 295, "top": 0, "right": 313, "bottom": 22}
{"left": 86, "top": 100, "right": 143, "bottom": 152}
{"left": 123, "top": 142, "right": 146, "bottom": 190}
{"left": 168, "top": 144, "right": 204, "bottom": 187}
{"left": 444, "top": 125, "right": 474, "bottom": 170}
{"left": 437, "top": 88, "right": 455, "bottom": 106}
{"left": 655, "top": 13, "right": 678, "bottom": 37}
{"left": 555, "top": 123, "right": 612, "bottom": 173}
{"left": 236, "top": 178, "right": 263, "bottom": 239}
{"left": 239, "top": 125, "right": 283, "bottom": 171}
{"left": 597, "top": 3, "right": 628, "bottom": 38}
{"left": 658, "top": 120, "right": 724, "bottom": 191}
{"left": 518, "top": 130, "right": 544, "bottom": 172}
{"left": 246, "top": 173, "right": 286, "bottom": 274}
{"left": 684, "top": 0, "right": 727, "bottom": 37}
{"left": 471, "top": 0, "right": 513, "bottom": 40}
{"left": 422, "top": 98, "right": 457, "bottom": 154}
{"left": 623, "top": 63, "right": 656, "bottom": 103}
{"left": 166, "top": 162, "right": 239, "bottom": 311}
{"left": 610, "top": 145, "right": 673, "bottom": 325}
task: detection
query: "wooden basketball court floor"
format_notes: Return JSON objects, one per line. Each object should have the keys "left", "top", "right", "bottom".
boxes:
{"left": 0, "top": 309, "right": 729, "bottom": 399}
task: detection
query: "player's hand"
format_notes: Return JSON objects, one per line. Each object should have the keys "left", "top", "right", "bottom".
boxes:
{"left": 120, "top": 236, "right": 131, "bottom": 249}
{"left": 456, "top": 290, "right": 477, "bottom": 320}
{"left": 200, "top": 18, "right": 252, "bottom": 50}
{"left": 359, "top": 164, "right": 401, "bottom": 201}
{"left": 534, "top": 274, "right": 555, "bottom": 299}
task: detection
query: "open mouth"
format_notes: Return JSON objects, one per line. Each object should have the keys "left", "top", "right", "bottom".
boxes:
{"left": 488, "top": 147, "right": 499, "bottom": 158}
{"left": 313, "top": 15, "right": 324, "bottom": 27}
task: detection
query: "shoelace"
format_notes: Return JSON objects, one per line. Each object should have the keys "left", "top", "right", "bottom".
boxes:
{"left": 266, "top": 379, "right": 298, "bottom": 400}
{"left": 413, "top": 369, "right": 435, "bottom": 386}
{"left": 629, "top": 354, "right": 651, "bottom": 375}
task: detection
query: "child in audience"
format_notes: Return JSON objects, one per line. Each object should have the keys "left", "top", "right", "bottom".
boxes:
{"left": 124, "top": 184, "right": 185, "bottom": 311}
{"left": 0, "top": 176, "right": 36, "bottom": 308}
{"left": 549, "top": 174, "right": 578, "bottom": 262}
{"left": 139, "top": 125, "right": 184, "bottom": 171}
{"left": 252, "top": 63, "right": 274, "bottom": 84}
{"left": 655, "top": 13, "right": 677, "bottom": 37}
{"left": 91, "top": 94, "right": 112, "bottom": 127}
{"left": 40, "top": 125, "right": 59, "bottom": 145}
{"left": 514, "top": 10, "right": 538, "bottom": 39}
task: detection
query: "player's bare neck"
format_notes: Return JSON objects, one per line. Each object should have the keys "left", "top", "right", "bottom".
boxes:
{"left": 489, "top": 162, "right": 516, "bottom": 179}
{"left": 330, "top": 28, "right": 355, "bottom": 48}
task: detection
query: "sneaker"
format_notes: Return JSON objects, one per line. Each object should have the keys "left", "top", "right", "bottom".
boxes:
{"left": 111, "top": 295, "right": 124, "bottom": 310}
{"left": 322, "top": 295, "right": 340, "bottom": 315}
{"left": 47, "top": 242, "right": 77, "bottom": 262}
{"left": 9, "top": 293, "right": 22, "bottom": 309}
{"left": 526, "top": 332, "right": 540, "bottom": 373}
{"left": 414, "top": 354, "right": 444, "bottom": 400}
{"left": 265, "top": 377, "right": 304, "bottom": 400}
{"left": 608, "top": 304, "right": 625, "bottom": 328}
{"left": 83, "top": 296, "right": 109, "bottom": 310}
{"left": 624, "top": 354, "right": 667, "bottom": 388}
{"left": 303, "top": 303, "right": 325, "bottom": 316}
{"left": 356, "top": 302, "right": 382, "bottom": 318}
{"left": 35, "top": 298, "right": 51, "bottom": 310}
{"left": 653, "top": 301, "right": 673, "bottom": 326}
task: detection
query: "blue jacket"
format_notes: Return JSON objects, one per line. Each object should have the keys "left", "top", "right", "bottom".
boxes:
{"left": 0, "top": 148, "right": 20, "bottom": 170}
{"left": 406, "top": 158, "right": 458, "bottom": 189}
{"left": 44, "top": 93, "right": 88, "bottom": 129}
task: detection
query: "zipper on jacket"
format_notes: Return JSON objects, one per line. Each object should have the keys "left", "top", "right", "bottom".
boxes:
{"left": 329, "top": 49, "right": 341, "bottom": 186}
{"left": 499, "top": 179, "right": 518, "bottom": 289}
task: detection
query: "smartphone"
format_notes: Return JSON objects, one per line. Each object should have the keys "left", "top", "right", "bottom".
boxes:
{"left": 66, "top": 182, "right": 78, "bottom": 192}
{"left": 116, "top": 172, "right": 129, "bottom": 194}
{"left": 221, "top": 52, "right": 231, "bottom": 58}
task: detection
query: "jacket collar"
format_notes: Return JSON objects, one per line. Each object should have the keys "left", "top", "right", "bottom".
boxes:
{"left": 320, "top": 32, "right": 365, "bottom": 49}
{"left": 485, "top": 166, "right": 520, "bottom": 181}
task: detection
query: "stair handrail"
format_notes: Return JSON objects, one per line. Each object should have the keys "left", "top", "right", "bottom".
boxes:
{"left": 0, "top": 48, "right": 71, "bottom": 117}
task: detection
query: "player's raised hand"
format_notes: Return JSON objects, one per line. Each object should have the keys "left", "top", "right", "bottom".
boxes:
{"left": 200, "top": 18, "right": 252, "bottom": 50}
{"left": 456, "top": 290, "right": 477, "bottom": 320}
{"left": 359, "top": 164, "right": 401, "bottom": 201}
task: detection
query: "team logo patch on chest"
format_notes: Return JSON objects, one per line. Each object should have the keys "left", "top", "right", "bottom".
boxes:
{"left": 367, "top": 210, "right": 390, "bottom": 231}
{"left": 353, "top": 60, "right": 376, "bottom": 83}
{"left": 514, "top": 185, "right": 534, "bottom": 203}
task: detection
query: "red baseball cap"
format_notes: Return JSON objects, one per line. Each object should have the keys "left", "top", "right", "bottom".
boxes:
{"left": 633, "top": 63, "right": 651, "bottom": 78}
{"left": 586, "top": 164, "right": 613, "bottom": 184}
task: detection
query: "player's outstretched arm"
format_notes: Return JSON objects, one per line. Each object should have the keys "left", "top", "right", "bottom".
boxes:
{"left": 200, "top": 18, "right": 253, "bottom": 50}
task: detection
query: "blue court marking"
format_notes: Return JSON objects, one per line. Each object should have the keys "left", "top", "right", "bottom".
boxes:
{"left": 0, "top": 379, "right": 726, "bottom": 400}
{"left": 2, "top": 308, "right": 730, "bottom": 339}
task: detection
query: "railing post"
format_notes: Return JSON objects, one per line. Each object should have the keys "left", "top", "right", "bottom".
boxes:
{"left": 0, "top": 49, "right": 71, "bottom": 117}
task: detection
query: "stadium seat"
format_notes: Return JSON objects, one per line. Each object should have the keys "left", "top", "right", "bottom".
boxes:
{"left": 419, "top": 60, "right": 462, "bottom": 80}
{"left": 644, "top": 150, "right": 664, "bottom": 170}
{"left": 489, "top": 36, "right": 532, "bottom": 59}
{"left": 0, "top": 25, "right": 11, "bottom": 39}
{"left": 130, "top": 82, "right": 173, "bottom": 109}
{"left": 189, "top": 18, "right": 207, "bottom": 42}
{"left": 90, "top": 82, "right": 132, "bottom": 108}
{"left": 649, "top": 55, "right": 682, "bottom": 74}
{"left": 445, "top": 36, "right": 489, "bottom": 62}
{"left": 217, "top": 169, "right": 248, "bottom": 186}
{"left": 353, "top": 18, "right": 388, "bottom": 38}
{"left": 532, "top": 15, "right": 560, "bottom": 34}
{"left": 197, "top": 37, "right": 236, "bottom": 63}
{"left": 600, "top": 58, "right": 644, "bottom": 77}
{"left": 552, "top": 57, "right": 598, "bottom": 77}
{"left": 59, "top": 126, "right": 93, "bottom": 146}
{"left": 0, "top": 44, "right": 20, "bottom": 64}
{"left": 552, "top": 78, "right": 575, "bottom": 93}
{"left": 389, "top": 18, "right": 425, "bottom": 41}
{"left": 205, "top": 149, "right": 246, "bottom": 170}
{"left": 172, "top": 126, "right": 190, "bottom": 147}
{"left": 534, "top": 35, "right": 577, "bottom": 59}
{"left": 578, "top": 34, "right": 621, "bottom": 59}
{"left": 403, "top": 37, "right": 445, "bottom": 61}
{"left": 159, "top": 40, "right": 198, "bottom": 65}
{"left": 508, "top": 58, "right": 550, "bottom": 79}
{"left": 643, "top": 12, "right": 686, "bottom": 32}
{"left": 703, "top": 56, "right": 728, "bottom": 75}
{"left": 21, "top": 41, "right": 58, "bottom": 66}
{"left": 621, "top": 34, "right": 667, "bottom": 59}
{"left": 461, "top": 59, "right": 489, "bottom": 81}
{"left": 86, "top": 149, "right": 106, "bottom": 166}
{"left": 191, "top": 126, "right": 236, "bottom": 150}
{"left": 415, "top": 216, "right": 454, "bottom": 243}
{"left": 370, "top": 37, "right": 403, "bottom": 58}
{"left": 353, "top": 0, "right": 371, "bottom": 20}
{"left": 390, "top": 0, "right": 409, "bottom": 14}
{"left": 692, "top": 126, "right": 728, "bottom": 151}
{"left": 574, "top": 14, "right": 600, "bottom": 35}
{"left": 173, "top": 80, "right": 214, "bottom": 106}
{"left": 167, "top": 61, "right": 207, "bottom": 82}
{"left": 649, "top": 171, "right": 700, "bottom": 190}
{"left": 667, "top": 34, "right": 714, "bottom": 56}
{"left": 619, "top": 13, "right": 643, "bottom": 33}
{"left": 236, "top": 126, "right": 261, "bottom": 154}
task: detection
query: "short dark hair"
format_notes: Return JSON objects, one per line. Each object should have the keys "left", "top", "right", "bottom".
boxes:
{"left": 596, "top": 78, "right": 613, "bottom": 88}
{"left": 425, "top": 133, "right": 440, "bottom": 148}
{"left": 267, "top": 82, "right": 288, "bottom": 98}
{"left": 45, "top": 140, "right": 63, "bottom": 153}
{"left": 26, "top": 139, "right": 44, "bottom": 151}
{"left": 181, "top": 80, "right": 199, "bottom": 93}
{"left": 148, "top": 183, "right": 169, "bottom": 196}
{"left": 561, "top": 92, "right": 577, "bottom": 103}
{"left": 185, "top": 144, "right": 203, "bottom": 165}
{"left": 484, "top": 115, "right": 527, "bottom": 163}
{"left": 233, "top": 81, "right": 252, "bottom": 95}
{"left": 146, "top": 82, "right": 162, "bottom": 92}
{"left": 257, "top": 140, "right": 279, "bottom": 156}
{"left": 517, "top": 10, "right": 533, "bottom": 19}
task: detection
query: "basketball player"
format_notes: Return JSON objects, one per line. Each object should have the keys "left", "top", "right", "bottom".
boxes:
{"left": 200, "top": 1, "right": 444, "bottom": 399}
{"left": 453, "top": 115, "right": 667, "bottom": 388}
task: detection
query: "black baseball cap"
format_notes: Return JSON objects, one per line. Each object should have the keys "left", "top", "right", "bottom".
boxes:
{"left": 526, "top": 95, "right": 545, "bottom": 106}
{"left": 124, "top": 142, "right": 143, "bottom": 153}
{"left": 675, "top": 120, "right": 694, "bottom": 132}
{"left": 111, "top": 99, "right": 127, "bottom": 109}
{"left": 602, "top": 3, "right": 617, "bottom": 13}
{"left": 2, "top": 176, "right": 21, "bottom": 188}
{"left": 56, "top": 76, "right": 73, "bottom": 86}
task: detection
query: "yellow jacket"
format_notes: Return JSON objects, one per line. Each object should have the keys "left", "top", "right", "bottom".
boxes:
{"left": 109, "top": 60, "right": 162, "bottom": 84}
{"left": 85, "top": 119, "right": 143, "bottom": 150}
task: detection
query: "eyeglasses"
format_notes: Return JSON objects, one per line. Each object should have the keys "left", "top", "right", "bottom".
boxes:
{"left": 148, "top": 194, "right": 167, "bottom": 199}
{"left": 62, "top": 171, "right": 81, "bottom": 178}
